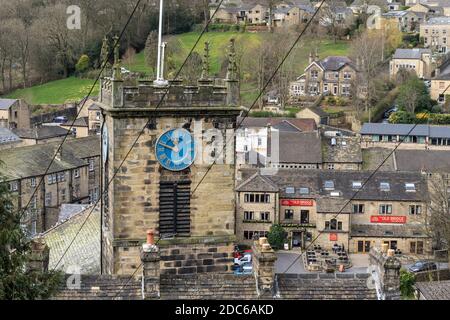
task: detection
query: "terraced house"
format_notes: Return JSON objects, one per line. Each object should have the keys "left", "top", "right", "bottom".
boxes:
{"left": 0, "top": 136, "right": 100, "bottom": 235}
{"left": 236, "top": 170, "right": 431, "bottom": 256}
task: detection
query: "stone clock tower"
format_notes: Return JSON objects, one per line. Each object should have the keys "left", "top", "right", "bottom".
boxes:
{"left": 98, "top": 40, "right": 242, "bottom": 275}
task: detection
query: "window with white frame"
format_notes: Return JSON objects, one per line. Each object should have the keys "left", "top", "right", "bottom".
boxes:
{"left": 409, "top": 205, "right": 422, "bottom": 215}
{"left": 379, "top": 204, "right": 392, "bottom": 214}
{"left": 244, "top": 211, "right": 254, "bottom": 220}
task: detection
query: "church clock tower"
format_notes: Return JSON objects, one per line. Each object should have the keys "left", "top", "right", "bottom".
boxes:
{"left": 98, "top": 39, "right": 241, "bottom": 275}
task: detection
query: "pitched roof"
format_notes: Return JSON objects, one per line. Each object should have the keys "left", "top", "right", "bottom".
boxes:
{"left": 322, "top": 136, "right": 362, "bottom": 164}
{"left": 382, "top": 10, "right": 409, "bottom": 17}
{"left": 238, "top": 117, "right": 317, "bottom": 131}
{"left": 423, "top": 16, "right": 450, "bottom": 25}
{"left": 54, "top": 272, "right": 377, "bottom": 300}
{"left": 0, "top": 99, "right": 18, "bottom": 110}
{"left": 360, "top": 123, "right": 450, "bottom": 139}
{"left": 41, "top": 207, "right": 100, "bottom": 275}
{"left": 394, "top": 149, "right": 450, "bottom": 172}
{"left": 415, "top": 280, "right": 450, "bottom": 300}
{"left": 54, "top": 275, "right": 141, "bottom": 300}
{"left": 316, "top": 197, "right": 352, "bottom": 213}
{"left": 72, "top": 117, "right": 89, "bottom": 127}
{"left": 237, "top": 169, "right": 427, "bottom": 201}
{"left": 392, "top": 48, "right": 431, "bottom": 60}
{"left": 236, "top": 172, "right": 279, "bottom": 192}
{"left": 302, "top": 106, "right": 329, "bottom": 118}
{"left": 273, "top": 131, "right": 323, "bottom": 164}
{"left": 0, "top": 136, "right": 99, "bottom": 180}
{"left": 277, "top": 273, "right": 377, "bottom": 300}
{"left": 13, "top": 126, "right": 69, "bottom": 140}
{"left": 62, "top": 135, "right": 101, "bottom": 159}
{"left": 317, "top": 56, "right": 355, "bottom": 71}
{"left": 0, "top": 127, "right": 21, "bottom": 144}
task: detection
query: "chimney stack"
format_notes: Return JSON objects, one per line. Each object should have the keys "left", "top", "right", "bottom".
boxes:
{"left": 140, "top": 229, "right": 160, "bottom": 300}
{"left": 252, "top": 237, "right": 277, "bottom": 298}
{"left": 369, "top": 247, "right": 401, "bottom": 300}
{"left": 28, "top": 238, "right": 50, "bottom": 273}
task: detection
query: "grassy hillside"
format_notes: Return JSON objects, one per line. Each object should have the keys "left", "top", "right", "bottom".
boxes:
{"left": 3, "top": 31, "right": 350, "bottom": 105}
{"left": 4, "top": 77, "right": 99, "bottom": 105}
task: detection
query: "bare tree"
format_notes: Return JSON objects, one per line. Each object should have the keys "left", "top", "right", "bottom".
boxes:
{"left": 428, "top": 174, "right": 450, "bottom": 252}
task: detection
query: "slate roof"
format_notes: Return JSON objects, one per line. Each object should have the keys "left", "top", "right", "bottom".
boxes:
{"left": 394, "top": 149, "right": 450, "bottom": 173}
{"left": 360, "top": 123, "right": 450, "bottom": 139}
{"left": 316, "top": 197, "right": 352, "bottom": 213}
{"left": 415, "top": 280, "right": 450, "bottom": 300}
{"left": 322, "top": 136, "right": 362, "bottom": 164}
{"left": 236, "top": 172, "right": 279, "bottom": 192}
{"left": 54, "top": 275, "right": 141, "bottom": 300}
{"left": 238, "top": 117, "right": 317, "bottom": 132}
{"left": 382, "top": 10, "right": 409, "bottom": 18}
{"left": 273, "top": 131, "right": 323, "bottom": 164}
{"left": 317, "top": 56, "right": 355, "bottom": 71}
{"left": 237, "top": 169, "right": 427, "bottom": 201}
{"left": 303, "top": 106, "right": 329, "bottom": 118}
{"left": 58, "top": 203, "right": 90, "bottom": 222}
{"left": 423, "top": 16, "right": 450, "bottom": 25}
{"left": 41, "top": 207, "right": 100, "bottom": 275}
{"left": 54, "top": 272, "right": 377, "bottom": 300}
{"left": 351, "top": 224, "right": 428, "bottom": 238}
{"left": 13, "top": 126, "right": 69, "bottom": 140}
{"left": 71, "top": 117, "right": 89, "bottom": 127}
{"left": 160, "top": 274, "right": 259, "bottom": 299}
{"left": 0, "top": 127, "right": 21, "bottom": 144}
{"left": 0, "top": 98, "right": 17, "bottom": 110}
{"left": 361, "top": 148, "right": 396, "bottom": 171}
{"left": 0, "top": 136, "right": 99, "bottom": 180}
{"left": 62, "top": 135, "right": 101, "bottom": 159}
{"left": 0, "top": 142, "right": 87, "bottom": 181}
{"left": 392, "top": 48, "right": 432, "bottom": 60}
{"left": 277, "top": 274, "right": 377, "bottom": 300}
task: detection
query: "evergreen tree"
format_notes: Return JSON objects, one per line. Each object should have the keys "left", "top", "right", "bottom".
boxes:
{"left": 0, "top": 173, "right": 62, "bottom": 300}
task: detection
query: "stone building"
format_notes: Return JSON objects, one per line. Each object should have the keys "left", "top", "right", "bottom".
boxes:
{"left": 236, "top": 169, "right": 432, "bottom": 256}
{"left": 389, "top": 48, "right": 433, "bottom": 79}
{"left": 12, "top": 125, "right": 72, "bottom": 146}
{"left": 61, "top": 117, "right": 90, "bottom": 138}
{"left": 421, "top": 17, "right": 450, "bottom": 54}
{"left": 289, "top": 55, "right": 359, "bottom": 98}
{"left": 98, "top": 40, "right": 242, "bottom": 275}
{"left": 0, "top": 127, "right": 22, "bottom": 150}
{"left": 0, "top": 136, "right": 100, "bottom": 235}
{"left": 0, "top": 98, "right": 31, "bottom": 130}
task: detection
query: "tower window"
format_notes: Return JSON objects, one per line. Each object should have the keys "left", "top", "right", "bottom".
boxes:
{"left": 159, "top": 181, "right": 191, "bottom": 236}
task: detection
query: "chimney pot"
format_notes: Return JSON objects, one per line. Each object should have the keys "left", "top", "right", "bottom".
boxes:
{"left": 146, "top": 229, "right": 155, "bottom": 245}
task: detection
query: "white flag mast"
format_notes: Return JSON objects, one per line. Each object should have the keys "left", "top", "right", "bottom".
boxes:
{"left": 154, "top": 0, "right": 168, "bottom": 86}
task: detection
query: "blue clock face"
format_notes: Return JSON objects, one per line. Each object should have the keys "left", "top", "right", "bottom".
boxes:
{"left": 155, "top": 128, "right": 196, "bottom": 171}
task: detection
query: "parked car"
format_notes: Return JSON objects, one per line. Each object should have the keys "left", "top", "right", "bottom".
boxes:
{"left": 233, "top": 262, "right": 252, "bottom": 275}
{"left": 383, "top": 106, "right": 398, "bottom": 119}
{"left": 53, "top": 116, "right": 68, "bottom": 124}
{"left": 234, "top": 253, "right": 251, "bottom": 266}
{"left": 233, "top": 244, "right": 251, "bottom": 259}
{"left": 408, "top": 261, "right": 437, "bottom": 273}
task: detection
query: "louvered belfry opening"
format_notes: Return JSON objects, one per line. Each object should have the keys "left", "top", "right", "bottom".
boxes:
{"left": 159, "top": 177, "right": 191, "bottom": 237}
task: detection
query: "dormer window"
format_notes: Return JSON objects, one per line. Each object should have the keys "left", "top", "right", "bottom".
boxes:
{"left": 352, "top": 181, "right": 362, "bottom": 189}
{"left": 286, "top": 187, "right": 295, "bottom": 194}
{"left": 330, "top": 191, "right": 340, "bottom": 197}
{"left": 299, "top": 187, "right": 310, "bottom": 195}
{"left": 380, "top": 182, "right": 390, "bottom": 191}
{"left": 405, "top": 183, "right": 416, "bottom": 192}
{"left": 324, "top": 180, "right": 335, "bottom": 190}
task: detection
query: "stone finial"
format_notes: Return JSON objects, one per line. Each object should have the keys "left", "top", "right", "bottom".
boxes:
{"left": 226, "top": 38, "right": 238, "bottom": 81}
{"left": 112, "top": 35, "right": 122, "bottom": 80}
{"left": 100, "top": 36, "right": 111, "bottom": 75}
{"left": 201, "top": 41, "right": 210, "bottom": 80}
